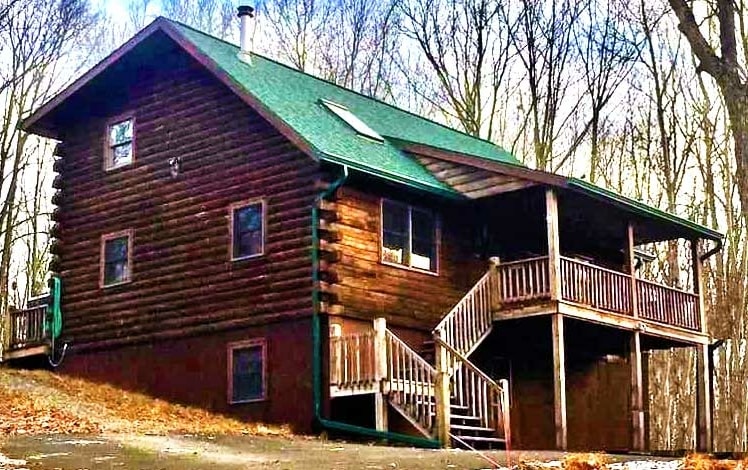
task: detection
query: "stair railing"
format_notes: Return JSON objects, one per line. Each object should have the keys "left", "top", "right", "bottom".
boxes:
{"left": 432, "top": 267, "right": 494, "bottom": 358}
{"left": 385, "top": 329, "right": 437, "bottom": 438}
{"left": 434, "top": 336, "right": 510, "bottom": 445}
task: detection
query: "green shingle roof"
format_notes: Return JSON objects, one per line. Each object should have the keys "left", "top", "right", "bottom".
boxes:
{"left": 170, "top": 20, "right": 520, "bottom": 196}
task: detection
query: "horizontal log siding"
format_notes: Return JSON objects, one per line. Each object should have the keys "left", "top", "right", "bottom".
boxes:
{"left": 56, "top": 57, "right": 319, "bottom": 351}
{"left": 333, "top": 187, "right": 485, "bottom": 331}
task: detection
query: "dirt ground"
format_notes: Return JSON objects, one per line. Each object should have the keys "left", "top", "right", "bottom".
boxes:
{"left": 0, "top": 433, "right": 676, "bottom": 470}
{"left": 0, "top": 368, "right": 692, "bottom": 470}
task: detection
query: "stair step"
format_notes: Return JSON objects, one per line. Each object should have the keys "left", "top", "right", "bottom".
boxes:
{"left": 451, "top": 435, "right": 506, "bottom": 444}
{"left": 450, "top": 424, "right": 495, "bottom": 433}
{"left": 450, "top": 414, "right": 481, "bottom": 422}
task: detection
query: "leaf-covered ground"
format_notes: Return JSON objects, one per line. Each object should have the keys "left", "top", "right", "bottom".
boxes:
{"left": 0, "top": 367, "right": 289, "bottom": 437}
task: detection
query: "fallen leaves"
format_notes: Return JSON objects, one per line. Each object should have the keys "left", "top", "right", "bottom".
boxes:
{"left": 0, "top": 368, "right": 289, "bottom": 437}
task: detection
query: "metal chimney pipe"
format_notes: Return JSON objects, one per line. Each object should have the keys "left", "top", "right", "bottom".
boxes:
{"left": 237, "top": 5, "right": 255, "bottom": 64}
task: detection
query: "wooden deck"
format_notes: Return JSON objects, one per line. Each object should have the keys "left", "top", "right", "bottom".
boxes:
{"left": 2, "top": 304, "right": 50, "bottom": 361}
{"left": 494, "top": 255, "right": 707, "bottom": 344}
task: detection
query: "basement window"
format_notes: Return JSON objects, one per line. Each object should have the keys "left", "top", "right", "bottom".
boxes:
{"left": 100, "top": 230, "right": 133, "bottom": 287}
{"left": 381, "top": 199, "right": 438, "bottom": 273}
{"left": 105, "top": 116, "right": 134, "bottom": 170}
{"left": 228, "top": 339, "right": 267, "bottom": 403}
{"left": 321, "top": 100, "right": 383, "bottom": 142}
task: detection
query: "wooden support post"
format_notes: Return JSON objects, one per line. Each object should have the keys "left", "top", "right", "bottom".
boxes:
{"left": 696, "top": 344, "right": 713, "bottom": 452}
{"left": 691, "top": 239, "right": 707, "bottom": 333}
{"left": 373, "top": 317, "right": 388, "bottom": 433}
{"left": 546, "top": 189, "right": 562, "bottom": 301}
{"left": 489, "top": 256, "right": 501, "bottom": 312}
{"left": 551, "top": 313, "right": 567, "bottom": 450}
{"left": 434, "top": 330, "right": 451, "bottom": 448}
{"left": 626, "top": 223, "right": 639, "bottom": 318}
{"left": 630, "top": 331, "right": 645, "bottom": 451}
{"left": 642, "top": 350, "right": 651, "bottom": 450}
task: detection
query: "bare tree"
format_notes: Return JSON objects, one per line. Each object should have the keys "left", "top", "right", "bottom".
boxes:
{"left": 0, "top": 0, "right": 95, "bottom": 353}
{"left": 397, "top": 0, "right": 514, "bottom": 139}
{"left": 667, "top": 0, "right": 748, "bottom": 219}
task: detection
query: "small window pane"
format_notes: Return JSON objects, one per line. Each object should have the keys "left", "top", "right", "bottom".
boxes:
{"left": 382, "top": 201, "right": 408, "bottom": 265}
{"left": 411, "top": 209, "right": 435, "bottom": 270}
{"left": 232, "top": 345, "right": 264, "bottom": 402}
{"left": 233, "top": 203, "right": 264, "bottom": 259}
{"left": 103, "top": 235, "right": 129, "bottom": 285}
{"left": 109, "top": 120, "right": 133, "bottom": 146}
{"left": 112, "top": 143, "right": 132, "bottom": 166}
{"left": 381, "top": 200, "right": 437, "bottom": 272}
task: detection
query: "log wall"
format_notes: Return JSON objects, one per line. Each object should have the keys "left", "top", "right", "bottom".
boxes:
{"left": 54, "top": 48, "right": 320, "bottom": 351}
{"left": 331, "top": 185, "right": 486, "bottom": 333}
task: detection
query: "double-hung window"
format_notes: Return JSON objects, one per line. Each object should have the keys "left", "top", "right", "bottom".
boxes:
{"left": 230, "top": 199, "right": 265, "bottom": 260}
{"left": 381, "top": 200, "right": 437, "bottom": 273}
{"left": 227, "top": 339, "right": 267, "bottom": 403}
{"left": 105, "top": 117, "right": 134, "bottom": 170}
{"left": 100, "top": 230, "right": 132, "bottom": 287}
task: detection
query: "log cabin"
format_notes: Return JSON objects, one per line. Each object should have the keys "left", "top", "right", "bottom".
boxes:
{"left": 5, "top": 9, "right": 723, "bottom": 451}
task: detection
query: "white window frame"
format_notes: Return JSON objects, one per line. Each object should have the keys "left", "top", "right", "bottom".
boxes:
{"left": 380, "top": 199, "right": 439, "bottom": 275}
{"left": 104, "top": 113, "right": 135, "bottom": 171}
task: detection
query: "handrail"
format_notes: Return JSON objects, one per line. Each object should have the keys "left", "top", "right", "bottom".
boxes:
{"left": 499, "top": 255, "right": 550, "bottom": 267}
{"left": 433, "top": 269, "right": 493, "bottom": 357}
{"left": 386, "top": 329, "right": 437, "bottom": 437}
{"left": 635, "top": 276, "right": 698, "bottom": 295}
{"left": 434, "top": 337, "right": 501, "bottom": 389}
{"left": 559, "top": 256, "right": 632, "bottom": 278}
{"left": 435, "top": 336, "right": 508, "bottom": 441}
{"left": 8, "top": 305, "right": 48, "bottom": 350}
{"left": 560, "top": 256, "right": 632, "bottom": 315}
{"left": 329, "top": 332, "right": 377, "bottom": 391}
{"left": 497, "top": 256, "right": 551, "bottom": 303}
{"left": 636, "top": 279, "right": 700, "bottom": 331}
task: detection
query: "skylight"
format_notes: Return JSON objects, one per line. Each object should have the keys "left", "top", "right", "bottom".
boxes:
{"left": 321, "top": 100, "right": 383, "bottom": 142}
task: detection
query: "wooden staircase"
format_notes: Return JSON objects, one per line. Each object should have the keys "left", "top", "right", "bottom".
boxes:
{"left": 329, "top": 264, "right": 511, "bottom": 449}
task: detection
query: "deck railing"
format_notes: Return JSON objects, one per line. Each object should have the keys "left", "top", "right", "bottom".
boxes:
{"left": 637, "top": 279, "right": 700, "bottom": 331}
{"left": 8, "top": 305, "right": 48, "bottom": 350}
{"left": 436, "top": 338, "right": 509, "bottom": 443}
{"left": 386, "top": 329, "right": 437, "bottom": 436}
{"left": 433, "top": 270, "right": 493, "bottom": 357}
{"left": 495, "top": 256, "right": 701, "bottom": 331}
{"left": 329, "top": 331, "right": 377, "bottom": 392}
{"left": 560, "top": 257, "right": 632, "bottom": 315}
{"left": 497, "top": 256, "right": 551, "bottom": 303}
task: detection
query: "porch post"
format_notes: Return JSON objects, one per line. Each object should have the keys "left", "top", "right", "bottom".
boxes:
{"left": 696, "top": 343, "right": 713, "bottom": 452}
{"left": 626, "top": 222, "right": 639, "bottom": 319}
{"left": 546, "top": 189, "right": 562, "bottom": 301}
{"left": 551, "top": 313, "right": 567, "bottom": 450}
{"left": 626, "top": 222, "right": 645, "bottom": 450}
{"left": 630, "top": 331, "right": 645, "bottom": 451}
{"left": 373, "top": 317, "right": 388, "bottom": 433}
{"left": 691, "top": 239, "right": 707, "bottom": 334}
{"left": 434, "top": 329, "right": 451, "bottom": 448}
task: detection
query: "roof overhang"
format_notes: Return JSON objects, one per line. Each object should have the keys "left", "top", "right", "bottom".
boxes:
{"left": 401, "top": 143, "right": 723, "bottom": 244}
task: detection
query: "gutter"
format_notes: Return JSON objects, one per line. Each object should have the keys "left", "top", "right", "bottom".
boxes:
{"left": 310, "top": 164, "right": 440, "bottom": 449}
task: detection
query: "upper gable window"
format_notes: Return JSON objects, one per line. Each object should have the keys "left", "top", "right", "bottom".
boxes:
{"left": 381, "top": 200, "right": 438, "bottom": 273}
{"left": 321, "top": 100, "right": 383, "bottom": 142}
{"left": 230, "top": 199, "right": 265, "bottom": 260}
{"left": 105, "top": 117, "right": 134, "bottom": 170}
